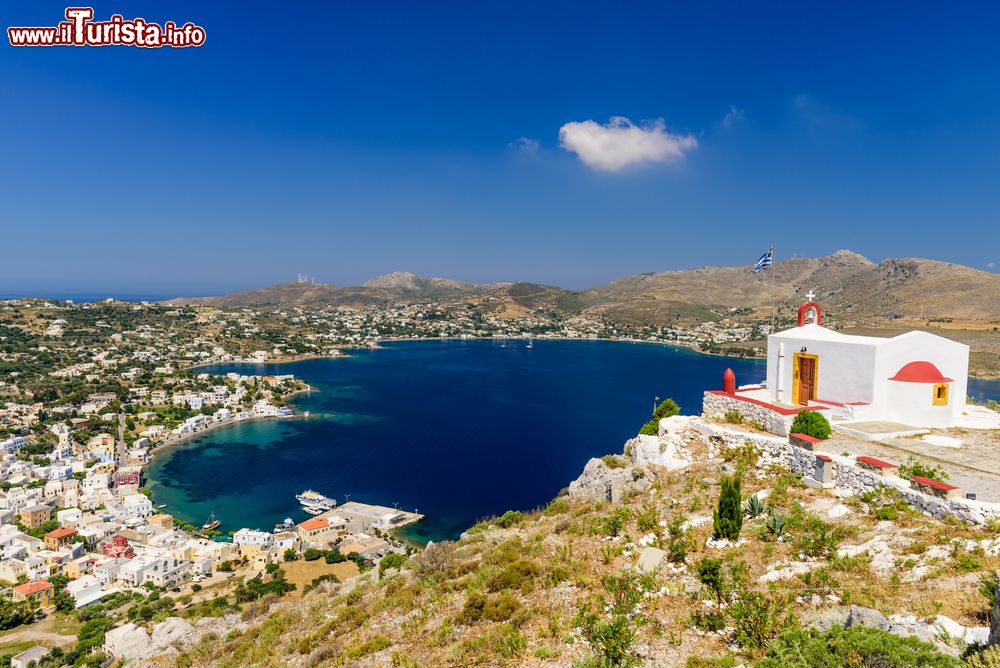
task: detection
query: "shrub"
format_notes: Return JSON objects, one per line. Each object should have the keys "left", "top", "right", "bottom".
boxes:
{"left": 724, "top": 409, "right": 744, "bottom": 424}
{"left": 283, "top": 548, "right": 299, "bottom": 562}
{"left": 965, "top": 646, "right": 1000, "bottom": 668}
{"left": 666, "top": 516, "right": 689, "bottom": 564}
{"left": 795, "top": 514, "right": 842, "bottom": 559}
{"left": 303, "top": 548, "right": 322, "bottom": 561}
{"left": 342, "top": 635, "right": 391, "bottom": 661}
{"left": 493, "top": 623, "right": 528, "bottom": 660}
{"left": 691, "top": 609, "right": 727, "bottom": 632}
{"left": 876, "top": 506, "right": 898, "bottom": 521}
{"left": 495, "top": 510, "right": 525, "bottom": 528}
{"left": 486, "top": 560, "right": 538, "bottom": 592}
{"left": 757, "top": 625, "right": 959, "bottom": 667}
{"left": 379, "top": 552, "right": 407, "bottom": 579}
{"left": 600, "top": 455, "right": 627, "bottom": 469}
{"left": 789, "top": 410, "right": 831, "bottom": 439}
{"left": 728, "top": 592, "right": 794, "bottom": 651}
{"left": 898, "top": 456, "right": 950, "bottom": 483}
{"left": 640, "top": 398, "right": 680, "bottom": 434}
{"left": 635, "top": 503, "right": 660, "bottom": 533}
{"left": 697, "top": 558, "right": 728, "bottom": 605}
{"left": 712, "top": 475, "right": 743, "bottom": 541}
{"left": 457, "top": 592, "right": 521, "bottom": 625}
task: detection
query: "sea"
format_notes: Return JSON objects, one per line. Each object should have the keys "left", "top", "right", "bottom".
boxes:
{"left": 144, "top": 339, "right": 1000, "bottom": 543}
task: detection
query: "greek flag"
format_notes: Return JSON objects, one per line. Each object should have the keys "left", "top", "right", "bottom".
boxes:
{"left": 753, "top": 246, "right": 773, "bottom": 273}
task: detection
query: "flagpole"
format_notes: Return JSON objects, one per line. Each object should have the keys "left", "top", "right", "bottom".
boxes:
{"left": 770, "top": 242, "right": 775, "bottom": 334}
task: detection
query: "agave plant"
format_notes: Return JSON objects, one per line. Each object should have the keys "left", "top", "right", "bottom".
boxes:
{"left": 765, "top": 509, "right": 787, "bottom": 539}
{"left": 742, "top": 493, "right": 767, "bottom": 519}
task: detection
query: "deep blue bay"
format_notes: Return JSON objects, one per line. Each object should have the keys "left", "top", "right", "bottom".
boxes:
{"left": 145, "top": 339, "right": 1000, "bottom": 543}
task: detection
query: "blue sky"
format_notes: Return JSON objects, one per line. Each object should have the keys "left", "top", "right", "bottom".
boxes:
{"left": 2, "top": 1, "right": 999, "bottom": 296}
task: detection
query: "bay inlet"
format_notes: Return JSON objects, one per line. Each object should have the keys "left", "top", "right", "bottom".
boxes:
{"left": 144, "top": 339, "right": 1000, "bottom": 543}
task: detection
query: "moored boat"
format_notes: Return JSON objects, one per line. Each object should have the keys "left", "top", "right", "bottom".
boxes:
{"left": 201, "top": 513, "right": 221, "bottom": 531}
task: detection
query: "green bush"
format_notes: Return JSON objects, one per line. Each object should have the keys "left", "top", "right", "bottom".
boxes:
{"left": 379, "top": 552, "right": 407, "bottom": 579}
{"left": 457, "top": 592, "right": 521, "bottom": 625}
{"left": 712, "top": 475, "right": 743, "bottom": 541}
{"left": 898, "top": 456, "right": 950, "bottom": 483}
{"left": 487, "top": 560, "right": 539, "bottom": 592}
{"left": 876, "top": 506, "right": 898, "bottom": 521}
{"left": 789, "top": 410, "right": 831, "bottom": 439}
{"left": 728, "top": 591, "right": 793, "bottom": 651}
{"left": 496, "top": 510, "right": 525, "bottom": 528}
{"left": 696, "top": 558, "right": 728, "bottom": 605}
{"left": 302, "top": 547, "right": 322, "bottom": 561}
{"left": 639, "top": 398, "right": 680, "bottom": 434}
{"left": 757, "top": 625, "right": 958, "bottom": 667}
{"left": 724, "top": 409, "right": 744, "bottom": 424}
{"left": 965, "top": 645, "right": 1000, "bottom": 668}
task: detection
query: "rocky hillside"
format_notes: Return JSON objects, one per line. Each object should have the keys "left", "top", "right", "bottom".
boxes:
{"left": 155, "top": 418, "right": 1000, "bottom": 668}
{"left": 166, "top": 251, "right": 1000, "bottom": 325}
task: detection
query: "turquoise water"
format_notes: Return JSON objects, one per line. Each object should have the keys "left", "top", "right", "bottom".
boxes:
{"left": 144, "top": 339, "right": 1000, "bottom": 543}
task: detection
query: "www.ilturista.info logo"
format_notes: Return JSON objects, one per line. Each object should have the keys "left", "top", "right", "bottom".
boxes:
{"left": 8, "top": 8, "right": 206, "bottom": 48}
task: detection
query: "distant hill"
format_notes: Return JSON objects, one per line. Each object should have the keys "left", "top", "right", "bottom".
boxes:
{"left": 166, "top": 250, "right": 1000, "bottom": 324}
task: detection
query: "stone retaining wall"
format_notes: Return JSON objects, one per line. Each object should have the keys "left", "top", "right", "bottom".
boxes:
{"left": 694, "top": 420, "right": 1000, "bottom": 526}
{"left": 701, "top": 391, "right": 795, "bottom": 436}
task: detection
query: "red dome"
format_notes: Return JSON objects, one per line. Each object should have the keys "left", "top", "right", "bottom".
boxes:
{"left": 889, "top": 361, "right": 953, "bottom": 384}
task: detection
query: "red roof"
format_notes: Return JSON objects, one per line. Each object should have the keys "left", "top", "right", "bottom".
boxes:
{"left": 911, "top": 475, "right": 959, "bottom": 492}
{"left": 298, "top": 518, "right": 328, "bottom": 531}
{"left": 45, "top": 527, "right": 77, "bottom": 540}
{"left": 13, "top": 580, "right": 52, "bottom": 596}
{"left": 857, "top": 455, "right": 897, "bottom": 469}
{"left": 889, "top": 361, "right": 953, "bottom": 384}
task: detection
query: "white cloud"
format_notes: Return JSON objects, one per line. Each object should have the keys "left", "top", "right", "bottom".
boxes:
{"left": 723, "top": 105, "right": 744, "bottom": 128}
{"left": 509, "top": 136, "right": 539, "bottom": 153}
{"left": 558, "top": 116, "right": 697, "bottom": 172}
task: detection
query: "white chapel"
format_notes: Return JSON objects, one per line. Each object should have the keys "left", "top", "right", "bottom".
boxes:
{"left": 764, "top": 296, "right": 970, "bottom": 428}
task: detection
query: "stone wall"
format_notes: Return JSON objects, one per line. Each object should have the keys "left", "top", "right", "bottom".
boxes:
{"left": 694, "top": 420, "right": 1000, "bottom": 526}
{"left": 701, "top": 391, "right": 795, "bottom": 436}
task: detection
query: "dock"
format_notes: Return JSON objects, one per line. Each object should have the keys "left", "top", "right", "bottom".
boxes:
{"left": 318, "top": 501, "right": 423, "bottom": 535}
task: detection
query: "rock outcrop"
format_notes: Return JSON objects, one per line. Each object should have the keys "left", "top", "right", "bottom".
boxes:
{"left": 568, "top": 458, "right": 654, "bottom": 503}
{"left": 624, "top": 415, "right": 694, "bottom": 471}
{"left": 104, "top": 614, "right": 248, "bottom": 664}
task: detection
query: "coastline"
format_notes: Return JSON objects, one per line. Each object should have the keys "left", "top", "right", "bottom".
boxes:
{"left": 185, "top": 336, "right": 1000, "bottom": 381}
{"left": 146, "top": 384, "right": 314, "bottom": 457}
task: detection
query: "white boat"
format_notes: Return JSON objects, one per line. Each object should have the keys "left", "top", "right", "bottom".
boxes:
{"left": 302, "top": 506, "right": 324, "bottom": 516}
{"left": 296, "top": 489, "right": 336, "bottom": 510}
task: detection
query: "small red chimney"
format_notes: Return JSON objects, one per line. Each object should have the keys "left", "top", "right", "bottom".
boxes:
{"left": 723, "top": 368, "right": 736, "bottom": 394}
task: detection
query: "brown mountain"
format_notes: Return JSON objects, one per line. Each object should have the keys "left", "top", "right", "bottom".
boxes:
{"left": 166, "top": 251, "right": 1000, "bottom": 324}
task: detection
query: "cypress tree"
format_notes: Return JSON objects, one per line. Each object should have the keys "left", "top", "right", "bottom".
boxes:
{"left": 713, "top": 475, "right": 743, "bottom": 540}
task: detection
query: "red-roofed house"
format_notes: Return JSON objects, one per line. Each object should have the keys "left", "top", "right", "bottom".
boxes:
{"left": 44, "top": 527, "right": 77, "bottom": 551}
{"left": 296, "top": 515, "right": 347, "bottom": 547}
{"left": 12, "top": 580, "right": 54, "bottom": 608}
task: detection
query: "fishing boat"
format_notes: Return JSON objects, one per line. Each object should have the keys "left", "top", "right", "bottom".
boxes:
{"left": 273, "top": 518, "right": 295, "bottom": 532}
{"left": 302, "top": 506, "right": 324, "bottom": 516}
{"left": 201, "top": 513, "right": 221, "bottom": 531}
{"left": 157, "top": 504, "right": 167, "bottom": 509}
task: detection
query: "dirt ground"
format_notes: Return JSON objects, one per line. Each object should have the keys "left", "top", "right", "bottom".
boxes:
{"left": 282, "top": 559, "right": 359, "bottom": 597}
